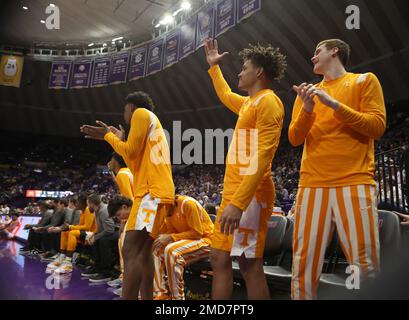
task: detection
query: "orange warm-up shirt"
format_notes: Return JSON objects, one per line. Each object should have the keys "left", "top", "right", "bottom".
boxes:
{"left": 104, "top": 108, "right": 175, "bottom": 203}
{"left": 165, "top": 196, "right": 214, "bottom": 242}
{"left": 69, "top": 207, "right": 97, "bottom": 233}
{"left": 288, "top": 72, "right": 386, "bottom": 187}
{"left": 208, "top": 65, "right": 284, "bottom": 211}
{"left": 116, "top": 167, "right": 134, "bottom": 199}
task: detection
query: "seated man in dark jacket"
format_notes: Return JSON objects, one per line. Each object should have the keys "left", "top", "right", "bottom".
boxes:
{"left": 20, "top": 201, "right": 53, "bottom": 255}
{"left": 40, "top": 198, "right": 72, "bottom": 261}
{"left": 81, "top": 193, "right": 119, "bottom": 283}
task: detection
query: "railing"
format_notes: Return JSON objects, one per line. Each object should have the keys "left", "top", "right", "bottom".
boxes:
{"left": 376, "top": 145, "right": 409, "bottom": 212}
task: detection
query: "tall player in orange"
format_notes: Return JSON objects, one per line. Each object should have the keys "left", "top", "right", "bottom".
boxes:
{"left": 204, "top": 39, "right": 286, "bottom": 299}
{"left": 289, "top": 39, "right": 386, "bottom": 300}
{"left": 80, "top": 92, "right": 174, "bottom": 300}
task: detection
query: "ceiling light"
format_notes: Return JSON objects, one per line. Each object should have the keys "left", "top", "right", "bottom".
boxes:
{"left": 112, "top": 36, "right": 123, "bottom": 42}
{"left": 22, "top": 6, "right": 28, "bottom": 10}
{"left": 160, "top": 14, "right": 174, "bottom": 25}
{"left": 40, "top": 20, "right": 45, "bottom": 24}
{"left": 88, "top": 43, "right": 94, "bottom": 47}
{"left": 181, "top": 1, "right": 191, "bottom": 10}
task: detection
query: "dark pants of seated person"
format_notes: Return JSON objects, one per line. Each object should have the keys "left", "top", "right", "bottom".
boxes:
{"left": 42, "top": 233, "right": 60, "bottom": 254}
{"left": 92, "top": 231, "right": 119, "bottom": 276}
{"left": 25, "top": 229, "right": 43, "bottom": 250}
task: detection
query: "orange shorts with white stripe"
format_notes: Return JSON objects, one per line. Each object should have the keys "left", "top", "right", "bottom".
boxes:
{"left": 291, "top": 185, "right": 380, "bottom": 300}
{"left": 125, "top": 193, "right": 172, "bottom": 239}
{"left": 211, "top": 195, "right": 273, "bottom": 258}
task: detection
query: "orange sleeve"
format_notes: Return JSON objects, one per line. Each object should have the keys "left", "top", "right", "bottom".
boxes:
{"left": 171, "top": 201, "right": 204, "bottom": 241}
{"left": 230, "top": 94, "right": 284, "bottom": 211}
{"left": 104, "top": 108, "right": 150, "bottom": 160}
{"left": 116, "top": 171, "right": 134, "bottom": 199}
{"left": 334, "top": 73, "right": 386, "bottom": 139}
{"left": 69, "top": 208, "right": 94, "bottom": 231}
{"left": 288, "top": 96, "right": 316, "bottom": 147}
{"left": 208, "top": 65, "right": 247, "bottom": 115}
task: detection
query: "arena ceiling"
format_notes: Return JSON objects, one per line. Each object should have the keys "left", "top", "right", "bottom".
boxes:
{"left": 1, "top": 0, "right": 409, "bottom": 137}
{"left": 0, "top": 0, "right": 181, "bottom": 48}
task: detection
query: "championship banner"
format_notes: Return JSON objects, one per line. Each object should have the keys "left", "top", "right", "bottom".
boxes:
{"left": 91, "top": 56, "right": 111, "bottom": 87}
{"left": 237, "top": 0, "right": 261, "bottom": 23}
{"left": 163, "top": 29, "right": 181, "bottom": 69}
{"left": 180, "top": 14, "right": 197, "bottom": 60}
{"left": 215, "top": 0, "right": 236, "bottom": 37}
{"left": 0, "top": 55, "right": 24, "bottom": 88}
{"left": 69, "top": 58, "right": 93, "bottom": 89}
{"left": 146, "top": 37, "right": 165, "bottom": 76}
{"left": 48, "top": 60, "right": 72, "bottom": 89}
{"left": 109, "top": 51, "right": 130, "bottom": 84}
{"left": 196, "top": 4, "right": 215, "bottom": 50}
{"left": 128, "top": 46, "right": 147, "bottom": 81}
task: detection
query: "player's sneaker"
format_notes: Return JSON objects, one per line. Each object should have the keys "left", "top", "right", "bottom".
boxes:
{"left": 113, "top": 287, "right": 122, "bottom": 297}
{"left": 107, "top": 278, "right": 122, "bottom": 288}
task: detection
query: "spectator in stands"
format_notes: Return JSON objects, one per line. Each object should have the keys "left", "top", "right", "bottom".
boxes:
{"left": 152, "top": 195, "right": 214, "bottom": 300}
{"left": 0, "top": 204, "right": 9, "bottom": 215}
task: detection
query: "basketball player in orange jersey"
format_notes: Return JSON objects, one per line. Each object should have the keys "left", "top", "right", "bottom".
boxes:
{"left": 152, "top": 195, "right": 214, "bottom": 300}
{"left": 289, "top": 39, "right": 386, "bottom": 300}
{"left": 80, "top": 91, "right": 175, "bottom": 300}
{"left": 204, "top": 39, "right": 287, "bottom": 299}
{"left": 106, "top": 152, "right": 134, "bottom": 293}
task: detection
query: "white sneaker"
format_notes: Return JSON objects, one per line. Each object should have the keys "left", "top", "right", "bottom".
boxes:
{"left": 107, "top": 278, "right": 122, "bottom": 288}
{"left": 54, "top": 261, "right": 73, "bottom": 274}
{"left": 113, "top": 287, "right": 122, "bottom": 297}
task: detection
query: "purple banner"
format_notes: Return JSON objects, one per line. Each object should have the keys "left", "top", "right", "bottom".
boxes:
{"left": 109, "top": 51, "right": 130, "bottom": 84}
{"left": 215, "top": 0, "right": 236, "bottom": 36}
{"left": 128, "top": 46, "right": 147, "bottom": 81}
{"left": 91, "top": 56, "right": 111, "bottom": 87}
{"left": 48, "top": 60, "right": 72, "bottom": 89}
{"left": 237, "top": 0, "right": 261, "bottom": 22}
{"left": 196, "top": 4, "right": 215, "bottom": 49}
{"left": 180, "top": 14, "right": 197, "bottom": 60}
{"left": 69, "top": 59, "right": 93, "bottom": 89}
{"left": 146, "top": 38, "right": 165, "bottom": 76}
{"left": 163, "top": 29, "right": 181, "bottom": 69}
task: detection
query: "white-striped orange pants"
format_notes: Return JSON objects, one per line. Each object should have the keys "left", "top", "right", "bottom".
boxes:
{"left": 153, "top": 238, "right": 211, "bottom": 300}
{"left": 291, "top": 185, "right": 380, "bottom": 300}
{"left": 118, "top": 227, "right": 125, "bottom": 280}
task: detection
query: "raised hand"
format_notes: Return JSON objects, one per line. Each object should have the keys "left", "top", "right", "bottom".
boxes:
{"left": 80, "top": 120, "right": 110, "bottom": 140}
{"left": 204, "top": 39, "right": 229, "bottom": 67}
